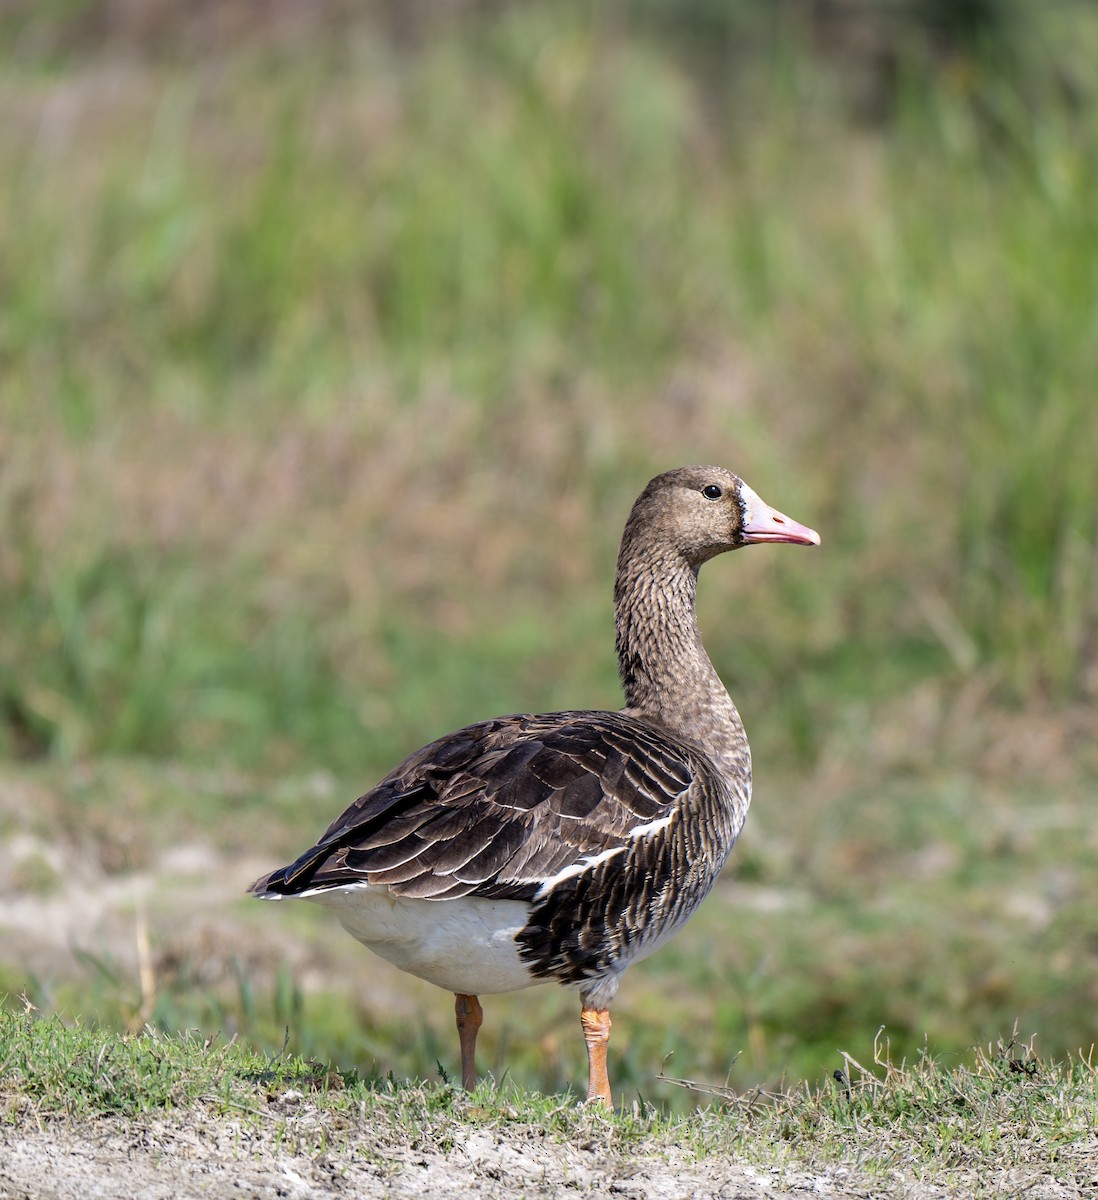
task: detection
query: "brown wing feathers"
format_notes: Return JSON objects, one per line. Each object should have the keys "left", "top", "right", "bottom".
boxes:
{"left": 250, "top": 711, "right": 695, "bottom": 904}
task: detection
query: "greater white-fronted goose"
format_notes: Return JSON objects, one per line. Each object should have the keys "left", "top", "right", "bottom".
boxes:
{"left": 250, "top": 465, "right": 819, "bottom": 1105}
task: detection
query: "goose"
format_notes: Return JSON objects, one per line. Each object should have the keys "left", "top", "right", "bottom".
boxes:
{"left": 249, "top": 465, "right": 819, "bottom": 1106}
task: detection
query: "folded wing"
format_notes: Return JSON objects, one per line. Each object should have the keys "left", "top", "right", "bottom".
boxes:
{"left": 249, "top": 711, "right": 696, "bottom": 903}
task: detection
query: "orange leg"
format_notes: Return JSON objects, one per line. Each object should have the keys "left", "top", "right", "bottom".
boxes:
{"left": 454, "top": 993, "right": 483, "bottom": 1091}
{"left": 580, "top": 1005, "right": 613, "bottom": 1108}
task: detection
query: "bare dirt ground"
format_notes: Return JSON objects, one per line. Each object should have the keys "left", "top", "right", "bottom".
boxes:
{"left": 3, "top": 1102, "right": 1093, "bottom": 1200}
{"left": 0, "top": 1113, "right": 846, "bottom": 1200}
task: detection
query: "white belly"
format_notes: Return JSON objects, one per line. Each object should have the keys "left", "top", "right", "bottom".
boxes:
{"left": 294, "top": 884, "right": 541, "bottom": 996}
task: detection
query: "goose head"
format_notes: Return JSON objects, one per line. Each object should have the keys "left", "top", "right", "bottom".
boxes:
{"left": 622, "top": 465, "right": 820, "bottom": 569}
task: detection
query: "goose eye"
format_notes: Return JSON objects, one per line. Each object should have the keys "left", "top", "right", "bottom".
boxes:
{"left": 702, "top": 484, "right": 723, "bottom": 500}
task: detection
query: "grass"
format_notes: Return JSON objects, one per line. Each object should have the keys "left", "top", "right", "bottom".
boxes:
{"left": 2, "top": 1007, "right": 1096, "bottom": 1195}
{"left": 3, "top": 3, "right": 1097, "bottom": 773}
{"left": 1, "top": 0, "right": 1098, "bottom": 1134}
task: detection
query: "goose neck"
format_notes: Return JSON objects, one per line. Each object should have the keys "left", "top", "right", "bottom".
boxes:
{"left": 613, "top": 551, "right": 736, "bottom": 741}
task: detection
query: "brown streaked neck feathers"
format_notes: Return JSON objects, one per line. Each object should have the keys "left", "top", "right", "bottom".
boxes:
{"left": 613, "top": 504, "right": 747, "bottom": 768}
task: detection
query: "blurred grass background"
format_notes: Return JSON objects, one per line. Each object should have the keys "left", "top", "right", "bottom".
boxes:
{"left": 1, "top": 0, "right": 1097, "bottom": 1106}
